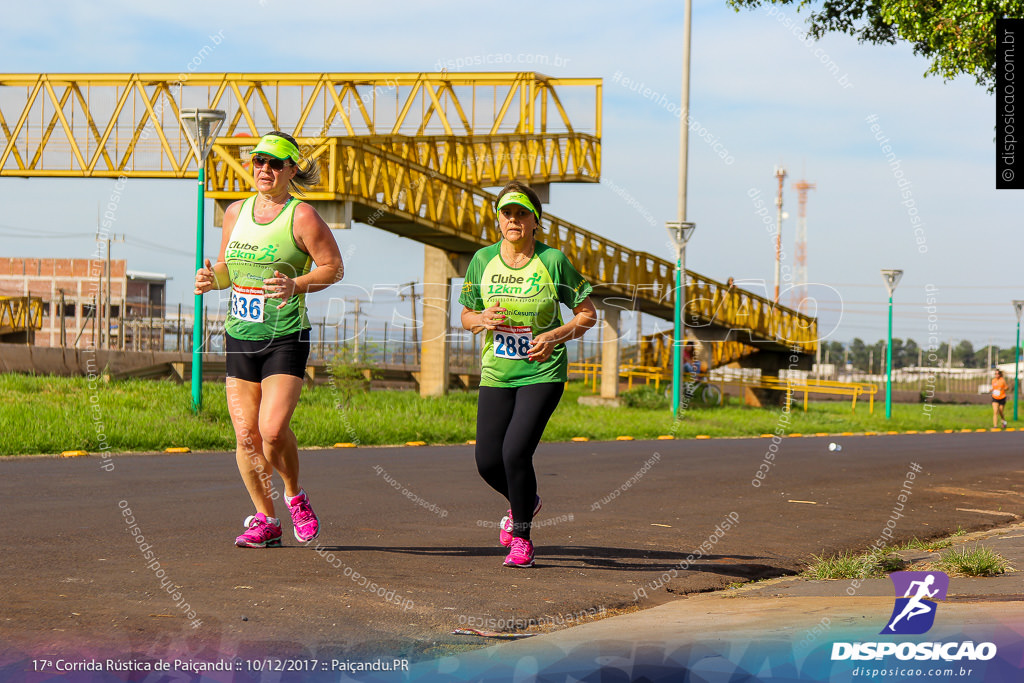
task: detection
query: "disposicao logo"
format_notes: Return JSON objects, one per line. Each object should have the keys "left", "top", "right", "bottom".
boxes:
{"left": 882, "top": 570, "right": 948, "bottom": 635}
{"left": 831, "top": 571, "right": 997, "bottom": 662}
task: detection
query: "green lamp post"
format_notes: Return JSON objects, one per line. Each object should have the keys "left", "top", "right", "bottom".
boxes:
{"left": 881, "top": 269, "right": 903, "bottom": 420}
{"left": 180, "top": 108, "right": 226, "bottom": 413}
{"left": 667, "top": 221, "right": 696, "bottom": 416}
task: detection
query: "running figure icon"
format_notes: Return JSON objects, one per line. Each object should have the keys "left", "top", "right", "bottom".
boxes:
{"left": 885, "top": 574, "right": 938, "bottom": 632}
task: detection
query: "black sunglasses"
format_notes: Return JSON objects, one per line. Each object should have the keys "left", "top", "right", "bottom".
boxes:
{"left": 252, "top": 155, "right": 288, "bottom": 171}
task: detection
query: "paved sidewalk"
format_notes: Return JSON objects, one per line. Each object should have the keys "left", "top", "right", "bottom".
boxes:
{"left": 439, "top": 521, "right": 1024, "bottom": 681}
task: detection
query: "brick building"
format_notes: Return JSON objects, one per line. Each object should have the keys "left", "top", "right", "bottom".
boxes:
{"left": 0, "top": 257, "right": 168, "bottom": 349}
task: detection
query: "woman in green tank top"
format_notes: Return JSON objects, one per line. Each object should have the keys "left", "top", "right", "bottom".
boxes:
{"left": 194, "top": 131, "right": 343, "bottom": 548}
{"left": 460, "top": 181, "right": 597, "bottom": 568}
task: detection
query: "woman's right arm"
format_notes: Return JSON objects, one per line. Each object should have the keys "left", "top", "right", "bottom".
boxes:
{"left": 461, "top": 306, "right": 481, "bottom": 332}
{"left": 194, "top": 201, "right": 241, "bottom": 293}
{"left": 461, "top": 303, "right": 505, "bottom": 333}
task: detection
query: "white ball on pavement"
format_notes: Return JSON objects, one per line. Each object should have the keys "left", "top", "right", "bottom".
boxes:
{"left": 828, "top": 442, "right": 842, "bottom": 452}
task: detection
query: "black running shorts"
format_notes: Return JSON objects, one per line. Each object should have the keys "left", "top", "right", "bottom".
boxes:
{"left": 225, "top": 329, "right": 311, "bottom": 383}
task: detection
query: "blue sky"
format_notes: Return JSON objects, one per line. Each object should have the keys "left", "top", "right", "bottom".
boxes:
{"left": 0, "top": 0, "right": 1015, "bottom": 350}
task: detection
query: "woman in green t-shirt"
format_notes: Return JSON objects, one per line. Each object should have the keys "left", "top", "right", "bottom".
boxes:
{"left": 194, "top": 131, "right": 343, "bottom": 549}
{"left": 459, "top": 181, "right": 597, "bottom": 568}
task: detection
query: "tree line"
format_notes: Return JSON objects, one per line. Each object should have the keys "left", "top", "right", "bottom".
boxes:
{"left": 820, "top": 339, "right": 1017, "bottom": 372}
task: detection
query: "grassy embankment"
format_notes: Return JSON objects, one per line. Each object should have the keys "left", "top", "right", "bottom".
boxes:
{"left": 0, "top": 374, "right": 1002, "bottom": 456}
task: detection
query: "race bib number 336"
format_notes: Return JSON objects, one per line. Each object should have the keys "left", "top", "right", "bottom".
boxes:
{"left": 230, "top": 286, "right": 264, "bottom": 323}
{"left": 493, "top": 324, "right": 533, "bottom": 360}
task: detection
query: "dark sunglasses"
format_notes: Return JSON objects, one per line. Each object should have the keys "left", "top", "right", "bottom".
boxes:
{"left": 252, "top": 155, "right": 289, "bottom": 171}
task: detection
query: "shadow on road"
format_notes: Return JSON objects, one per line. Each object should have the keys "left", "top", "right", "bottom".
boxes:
{"left": 295, "top": 543, "right": 793, "bottom": 580}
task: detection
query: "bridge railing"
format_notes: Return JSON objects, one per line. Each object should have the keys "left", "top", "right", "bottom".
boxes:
{"left": 206, "top": 132, "right": 599, "bottom": 195}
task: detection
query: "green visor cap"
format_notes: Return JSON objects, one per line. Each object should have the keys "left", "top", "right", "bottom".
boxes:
{"left": 496, "top": 192, "right": 540, "bottom": 222}
{"left": 251, "top": 134, "right": 300, "bottom": 162}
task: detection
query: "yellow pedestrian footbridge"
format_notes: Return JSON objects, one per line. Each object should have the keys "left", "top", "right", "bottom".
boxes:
{"left": 0, "top": 296, "right": 43, "bottom": 341}
{"left": 0, "top": 72, "right": 817, "bottom": 385}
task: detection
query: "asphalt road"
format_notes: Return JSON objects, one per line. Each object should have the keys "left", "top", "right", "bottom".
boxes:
{"left": 3, "top": 432, "right": 1023, "bottom": 666}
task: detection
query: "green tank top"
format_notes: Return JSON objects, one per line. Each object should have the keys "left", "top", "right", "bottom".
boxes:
{"left": 459, "top": 241, "right": 592, "bottom": 387}
{"left": 224, "top": 196, "right": 312, "bottom": 341}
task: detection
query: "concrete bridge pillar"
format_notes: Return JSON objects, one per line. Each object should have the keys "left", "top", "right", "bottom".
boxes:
{"left": 599, "top": 305, "right": 621, "bottom": 400}
{"left": 419, "top": 246, "right": 468, "bottom": 397}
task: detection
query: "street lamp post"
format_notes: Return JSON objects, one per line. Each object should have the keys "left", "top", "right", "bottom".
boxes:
{"left": 1014, "top": 300, "right": 1024, "bottom": 421}
{"left": 668, "top": 0, "right": 695, "bottom": 417}
{"left": 667, "top": 221, "right": 696, "bottom": 416}
{"left": 180, "top": 108, "right": 226, "bottom": 413}
{"left": 881, "top": 269, "right": 903, "bottom": 420}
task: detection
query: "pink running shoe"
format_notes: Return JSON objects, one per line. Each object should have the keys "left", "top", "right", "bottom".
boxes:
{"left": 499, "top": 496, "right": 542, "bottom": 547}
{"left": 235, "top": 513, "right": 282, "bottom": 548}
{"left": 287, "top": 491, "right": 320, "bottom": 542}
{"left": 503, "top": 537, "right": 535, "bottom": 568}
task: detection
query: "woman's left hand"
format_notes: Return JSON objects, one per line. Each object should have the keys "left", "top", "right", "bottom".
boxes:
{"left": 264, "top": 270, "right": 297, "bottom": 309}
{"left": 527, "top": 332, "right": 559, "bottom": 362}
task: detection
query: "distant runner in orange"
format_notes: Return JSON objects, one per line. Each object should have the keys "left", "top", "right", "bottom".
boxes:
{"left": 991, "top": 369, "right": 1009, "bottom": 429}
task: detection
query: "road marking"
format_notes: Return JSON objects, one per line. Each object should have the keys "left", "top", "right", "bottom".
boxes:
{"left": 955, "top": 508, "right": 1018, "bottom": 518}
{"left": 932, "top": 486, "right": 1020, "bottom": 500}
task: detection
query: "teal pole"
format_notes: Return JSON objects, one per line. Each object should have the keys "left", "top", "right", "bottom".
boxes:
{"left": 885, "top": 293, "right": 893, "bottom": 419}
{"left": 191, "top": 166, "right": 205, "bottom": 413}
{"left": 672, "top": 254, "right": 682, "bottom": 415}
{"left": 1015, "top": 319, "right": 1020, "bottom": 421}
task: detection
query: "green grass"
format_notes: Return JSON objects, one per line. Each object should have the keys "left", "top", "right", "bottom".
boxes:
{"left": 893, "top": 536, "right": 954, "bottom": 552}
{"left": 803, "top": 550, "right": 904, "bottom": 580}
{"left": 803, "top": 526, "right": 1008, "bottom": 581}
{"left": 899, "top": 537, "right": 953, "bottom": 551}
{"left": 0, "top": 375, "right": 1010, "bottom": 456}
{"left": 892, "top": 527, "right": 967, "bottom": 552}
{"left": 935, "top": 546, "right": 1012, "bottom": 577}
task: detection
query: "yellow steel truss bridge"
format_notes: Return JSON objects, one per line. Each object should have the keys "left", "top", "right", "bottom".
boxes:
{"left": 0, "top": 72, "right": 817, "bottom": 361}
{"left": 0, "top": 296, "right": 43, "bottom": 340}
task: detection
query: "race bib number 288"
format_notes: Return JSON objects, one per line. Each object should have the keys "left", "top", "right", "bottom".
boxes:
{"left": 493, "top": 324, "right": 533, "bottom": 360}
{"left": 230, "top": 286, "right": 264, "bottom": 323}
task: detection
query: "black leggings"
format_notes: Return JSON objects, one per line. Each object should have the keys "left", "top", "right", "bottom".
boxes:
{"left": 475, "top": 382, "right": 564, "bottom": 541}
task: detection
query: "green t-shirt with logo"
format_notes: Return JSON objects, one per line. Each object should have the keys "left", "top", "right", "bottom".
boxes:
{"left": 224, "top": 196, "right": 312, "bottom": 341}
{"left": 459, "top": 241, "right": 592, "bottom": 387}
